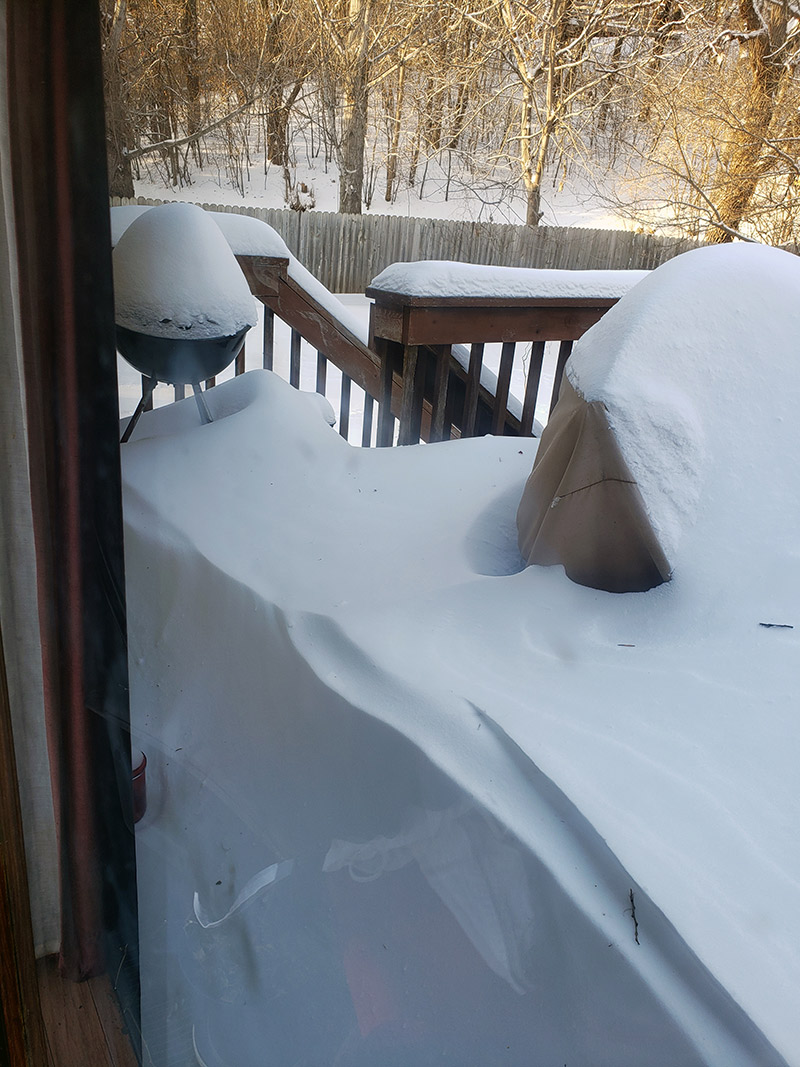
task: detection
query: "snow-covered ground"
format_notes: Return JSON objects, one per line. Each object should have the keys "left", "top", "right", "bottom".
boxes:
{"left": 133, "top": 137, "right": 628, "bottom": 231}
{"left": 121, "top": 240, "right": 800, "bottom": 1066}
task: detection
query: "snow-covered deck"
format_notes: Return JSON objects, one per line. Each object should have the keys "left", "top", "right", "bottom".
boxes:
{"left": 113, "top": 206, "right": 636, "bottom": 447}
{"left": 123, "top": 242, "right": 800, "bottom": 1065}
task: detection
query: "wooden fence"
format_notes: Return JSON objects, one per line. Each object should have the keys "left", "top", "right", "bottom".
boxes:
{"left": 110, "top": 196, "right": 699, "bottom": 293}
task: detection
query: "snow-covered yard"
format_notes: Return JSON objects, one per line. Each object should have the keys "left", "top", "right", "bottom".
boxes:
{"left": 120, "top": 236, "right": 799, "bottom": 1066}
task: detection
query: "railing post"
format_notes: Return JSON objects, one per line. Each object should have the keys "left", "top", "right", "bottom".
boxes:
{"left": 316, "top": 351, "right": 327, "bottom": 394}
{"left": 491, "top": 341, "right": 516, "bottom": 436}
{"left": 339, "top": 374, "right": 351, "bottom": 439}
{"left": 461, "top": 343, "right": 484, "bottom": 438}
{"left": 376, "top": 338, "right": 397, "bottom": 447}
{"left": 551, "top": 340, "right": 573, "bottom": 414}
{"left": 520, "top": 340, "right": 545, "bottom": 436}
{"left": 362, "top": 395, "right": 374, "bottom": 447}
{"left": 289, "top": 329, "right": 302, "bottom": 388}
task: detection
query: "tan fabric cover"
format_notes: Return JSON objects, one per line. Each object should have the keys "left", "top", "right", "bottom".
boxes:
{"left": 516, "top": 378, "right": 671, "bottom": 593}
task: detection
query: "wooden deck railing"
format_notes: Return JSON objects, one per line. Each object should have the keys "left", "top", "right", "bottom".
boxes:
{"left": 364, "top": 286, "right": 627, "bottom": 446}
{"left": 150, "top": 255, "right": 635, "bottom": 447}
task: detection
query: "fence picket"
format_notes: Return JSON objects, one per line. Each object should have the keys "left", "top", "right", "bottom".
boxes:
{"left": 118, "top": 198, "right": 699, "bottom": 293}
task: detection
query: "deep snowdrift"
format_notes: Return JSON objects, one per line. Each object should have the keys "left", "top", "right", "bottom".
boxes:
{"left": 124, "top": 244, "right": 798, "bottom": 1066}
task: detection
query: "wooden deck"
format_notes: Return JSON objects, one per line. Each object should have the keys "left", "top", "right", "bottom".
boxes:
{"left": 36, "top": 956, "right": 139, "bottom": 1067}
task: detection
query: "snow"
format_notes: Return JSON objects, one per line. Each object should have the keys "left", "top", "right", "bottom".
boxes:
{"left": 131, "top": 131, "right": 629, "bottom": 230}
{"left": 567, "top": 243, "right": 800, "bottom": 565}
{"left": 365, "top": 260, "right": 649, "bottom": 300}
{"left": 113, "top": 202, "right": 258, "bottom": 340}
{"left": 111, "top": 204, "right": 368, "bottom": 346}
{"left": 123, "top": 243, "right": 799, "bottom": 1065}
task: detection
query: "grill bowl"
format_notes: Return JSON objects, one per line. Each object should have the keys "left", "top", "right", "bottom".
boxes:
{"left": 116, "top": 325, "right": 249, "bottom": 385}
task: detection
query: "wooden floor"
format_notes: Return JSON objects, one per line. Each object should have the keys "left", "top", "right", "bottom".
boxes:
{"left": 36, "top": 956, "right": 140, "bottom": 1067}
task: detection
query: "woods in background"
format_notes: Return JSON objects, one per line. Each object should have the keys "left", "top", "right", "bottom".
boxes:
{"left": 99, "top": 0, "right": 800, "bottom": 243}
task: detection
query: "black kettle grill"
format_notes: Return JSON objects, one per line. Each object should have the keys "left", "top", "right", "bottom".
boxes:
{"left": 118, "top": 325, "right": 249, "bottom": 443}
{"left": 115, "top": 203, "right": 256, "bottom": 443}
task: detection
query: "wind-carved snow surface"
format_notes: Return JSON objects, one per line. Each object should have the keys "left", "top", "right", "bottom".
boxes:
{"left": 125, "top": 244, "right": 798, "bottom": 1067}
{"left": 368, "top": 259, "right": 649, "bottom": 299}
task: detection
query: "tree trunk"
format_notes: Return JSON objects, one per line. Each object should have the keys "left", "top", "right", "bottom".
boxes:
{"left": 385, "top": 62, "right": 405, "bottom": 201}
{"left": 182, "top": 0, "right": 201, "bottom": 166}
{"left": 100, "top": 0, "right": 134, "bottom": 198}
{"left": 707, "top": 0, "right": 787, "bottom": 241}
{"left": 338, "top": 0, "right": 371, "bottom": 214}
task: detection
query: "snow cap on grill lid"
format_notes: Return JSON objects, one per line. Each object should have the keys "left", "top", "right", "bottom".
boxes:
{"left": 113, "top": 202, "right": 258, "bottom": 341}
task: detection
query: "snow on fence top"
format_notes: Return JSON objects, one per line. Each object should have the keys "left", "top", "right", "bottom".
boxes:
{"left": 368, "top": 260, "right": 649, "bottom": 301}
{"left": 113, "top": 203, "right": 258, "bottom": 341}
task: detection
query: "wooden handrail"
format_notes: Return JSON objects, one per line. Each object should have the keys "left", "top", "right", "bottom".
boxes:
{"left": 154, "top": 252, "right": 629, "bottom": 448}
{"left": 235, "top": 254, "right": 438, "bottom": 443}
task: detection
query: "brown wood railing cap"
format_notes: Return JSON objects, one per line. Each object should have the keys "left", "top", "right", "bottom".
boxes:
{"left": 364, "top": 288, "right": 620, "bottom": 310}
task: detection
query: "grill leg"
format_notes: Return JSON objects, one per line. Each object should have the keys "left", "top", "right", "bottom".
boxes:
{"left": 121, "top": 376, "right": 157, "bottom": 443}
{"left": 192, "top": 381, "right": 213, "bottom": 425}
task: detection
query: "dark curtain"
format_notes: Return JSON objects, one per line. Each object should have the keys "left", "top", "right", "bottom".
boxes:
{"left": 6, "top": 0, "right": 139, "bottom": 1043}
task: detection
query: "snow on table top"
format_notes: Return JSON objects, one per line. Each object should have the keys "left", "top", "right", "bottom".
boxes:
{"left": 122, "top": 242, "right": 800, "bottom": 1064}
{"left": 368, "top": 259, "right": 649, "bottom": 300}
{"left": 113, "top": 203, "right": 257, "bottom": 340}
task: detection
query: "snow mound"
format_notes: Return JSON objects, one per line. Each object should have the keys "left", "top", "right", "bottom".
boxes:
{"left": 567, "top": 242, "right": 800, "bottom": 566}
{"left": 113, "top": 202, "right": 258, "bottom": 340}
{"left": 124, "top": 368, "right": 798, "bottom": 1065}
{"left": 209, "top": 210, "right": 291, "bottom": 258}
{"left": 369, "top": 260, "right": 648, "bottom": 300}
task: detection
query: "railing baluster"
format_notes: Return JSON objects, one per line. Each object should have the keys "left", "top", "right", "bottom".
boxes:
{"left": 491, "top": 341, "right": 516, "bottom": 435}
{"left": 262, "top": 307, "right": 274, "bottom": 371}
{"left": 339, "top": 374, "right": 351, "bottom": 439}
{"left": 430, "top": 344, "right": 451, "bottom": 443}
{"left": 398, "top": 344, "right": 424, "bottom": 446}
{"left": 142, "top": 374, "right": 154, "bottom": 411}
{"left": 362, "top": 394, "right": 374, "bottom": 447}
{"left": 316, "top": 351, "right": 327, "bottom": 394}
{"left": 521, "top": 340, "right": 546, "bottom": 436}
{"left": 173, "top": 383, "right": 185, "bottom": 402}
{"left": 235, "top": 344, "right": 245, "bottom": 376}
{"left": 376, "top": 339, "right": 395, "bottom": 447}
{"left": 290, "top": 329, "right": 302, "bottom": 388}
{"left": 550, "top": 340, "right": 573, "bottom": 414}
{"left": 462, "top": 343, "right": 483, "bottom": 438}
{"left": 205, "top": 375, "right": 216, "bottom": 390}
